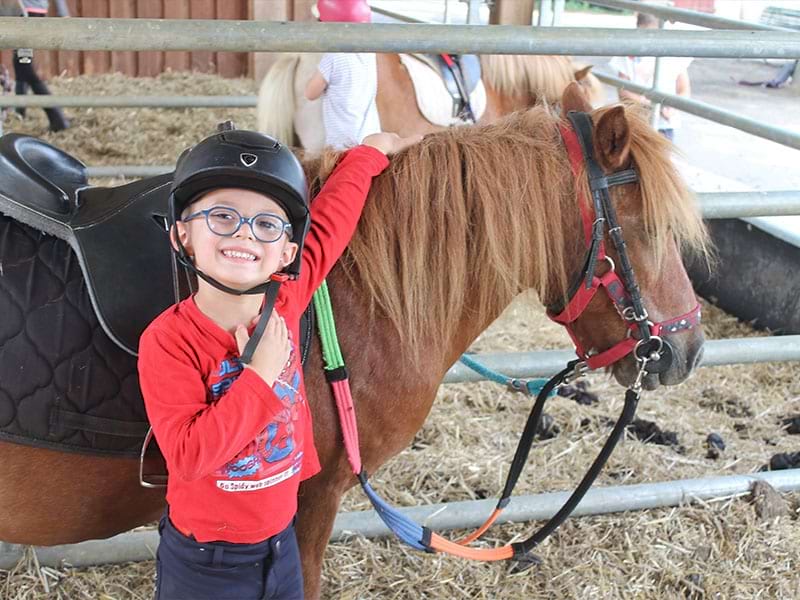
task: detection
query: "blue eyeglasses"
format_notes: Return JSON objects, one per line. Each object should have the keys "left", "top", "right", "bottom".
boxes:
{"left": 182, "top": 206, "right": 293, "bottom": 244}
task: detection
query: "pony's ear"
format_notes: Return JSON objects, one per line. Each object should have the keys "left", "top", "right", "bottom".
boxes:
{"left": 561, "top": 81, "right": 592, "bottom": 114}
{"left": 593, "top": 106, "right": 631, "bottom": 171}
{"left": 573, "top": 64, "right": 593, "bottom": 82}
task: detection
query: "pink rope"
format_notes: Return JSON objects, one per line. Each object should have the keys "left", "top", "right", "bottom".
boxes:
{"left": 332, "top": 379, "right": 362, "bottom": 474}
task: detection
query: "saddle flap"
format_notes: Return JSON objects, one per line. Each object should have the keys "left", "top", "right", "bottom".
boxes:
{"left": 73, "top": 174, "right": 186, "bottom": 355}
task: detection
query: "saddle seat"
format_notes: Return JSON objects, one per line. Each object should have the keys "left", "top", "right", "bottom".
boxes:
{"left": 399, "top": 53, "right": 486, "bottom": 126}
{"left": 0, "top": 133, "right": 183, "bottom": 356}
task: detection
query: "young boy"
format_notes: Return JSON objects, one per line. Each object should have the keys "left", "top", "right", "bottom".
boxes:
{"left": 138, "top": 127, "right": 419, "bottom": 599}
{"left": 304, "top": 0, "right": 380, "bottom": 150}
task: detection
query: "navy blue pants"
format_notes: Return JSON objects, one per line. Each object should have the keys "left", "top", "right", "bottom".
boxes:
{"left": 155, "top": 514, "right": 304, "bottom": 600}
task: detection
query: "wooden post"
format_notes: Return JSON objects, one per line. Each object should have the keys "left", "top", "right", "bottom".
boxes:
{"left": 489, "top": 0, "right": 535, "bottom": 25}
{"left": 250, "top": 0, "right": 316, "bottom": 81}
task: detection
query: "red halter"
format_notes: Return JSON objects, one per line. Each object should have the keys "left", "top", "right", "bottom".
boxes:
{"left": 548, "top": 114, "right": 701, "bottom": 373}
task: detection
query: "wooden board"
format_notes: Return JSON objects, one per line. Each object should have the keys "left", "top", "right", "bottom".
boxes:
{"left": 81, "top": 0, "right": 111, "bottom": 74}
{"left": 215, "top": 0, "right": 247, "bottom": 78}
{"left": 163, "top": 0, "right": 191, "bottom": 73}
{"left": 190, "top": 0, "right": 216, "bottom": 73}
{"left": 56, "top": 0, "right": 81, "bottom": 76}
{"left": 110, "top": 0, "right": 137, "bottom": 75}
{"left": 136, "top": 0, "right": 164, "bottom": 77}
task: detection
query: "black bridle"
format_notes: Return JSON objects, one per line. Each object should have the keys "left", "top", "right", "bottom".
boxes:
{"left": 482, "top": 111, "right": 702, "bottom": 566}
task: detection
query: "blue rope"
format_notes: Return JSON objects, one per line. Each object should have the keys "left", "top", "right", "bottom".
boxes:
{"left": 360, "top": 478, "right": 428, "bottom": 551}
{"left": 458, "top": 353, "right": 554, "bottom": 397}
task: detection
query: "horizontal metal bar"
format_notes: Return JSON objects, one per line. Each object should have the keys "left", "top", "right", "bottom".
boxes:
{"left": 87, "top": 166, "right": 171, "bottom": 178}
{"left": 696, "top": 191, "right": 800, "bottom": 219}
{"left": 0, "top": 19, "right": 798, "bottom": 58}
{"left": 444, "top": 336, "right": 800, "bottom": 382}
{"left": 596, "top": 71, "right": 800, "bottom": 151}
{"left": 332, "top": 469, "right": 800, "bottom": 540}
{"left": 0, "top": 95, "right": 257, "bottom": 108}
{"left": 2, "top": 469, "right": 797, "bottom": 568}
{"left": 588, "top": 0, "right": 790, "bottom": 32}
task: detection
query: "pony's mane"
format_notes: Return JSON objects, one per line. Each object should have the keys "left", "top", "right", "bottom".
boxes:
{"left": 303, "top": 106, "right": 707, "bottom": 365}
{"left": 480, "top": 55, "right": 577, "bottom": 104}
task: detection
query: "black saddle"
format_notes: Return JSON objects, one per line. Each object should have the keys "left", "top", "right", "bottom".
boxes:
{"left": 0, "top": 133, "right": 187, "bottom": 356}
{"left": 431, "top": 54, "right": 482, "bottom": 121}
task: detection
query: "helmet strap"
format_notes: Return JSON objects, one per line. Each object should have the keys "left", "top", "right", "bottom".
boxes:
{"left": 240, "top": 279, "right": 283, "bottom": 364}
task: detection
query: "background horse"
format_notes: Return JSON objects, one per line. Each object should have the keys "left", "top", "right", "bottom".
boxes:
{"left": 257, "top": 52, "right": 604, "bottom": 151}
{"left": 0, "top": 85, "right": 707, "bottom": 598}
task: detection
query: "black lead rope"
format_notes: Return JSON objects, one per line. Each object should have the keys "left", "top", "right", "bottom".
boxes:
{"left": 483, "top": 357, "right": 640, "bottom": 561}
{"left": 512, "top": 388, "right": 639, "bottom": 558}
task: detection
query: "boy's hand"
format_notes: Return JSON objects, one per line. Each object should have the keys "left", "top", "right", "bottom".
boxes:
{"left": 362, "top": 132, "right": 424, "bottom": 156}
{"left": 235, "top": 312, "right": 291, "bottom": 387}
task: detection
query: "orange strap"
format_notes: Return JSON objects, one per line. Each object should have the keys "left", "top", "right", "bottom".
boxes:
{"left": 455, "top": 507, "right": 503, "bottom": 546}
{"left": 429, "top": 532, "right": 514, "bottom": 561}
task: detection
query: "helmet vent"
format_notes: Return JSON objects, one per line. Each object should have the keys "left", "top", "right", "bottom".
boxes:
{"left": 240, "top": 152, "right": 258, "bottom": 167}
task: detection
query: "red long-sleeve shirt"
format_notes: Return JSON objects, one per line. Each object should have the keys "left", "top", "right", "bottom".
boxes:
{"left": 139, "top": 146, "right": 388, "bottom": 543}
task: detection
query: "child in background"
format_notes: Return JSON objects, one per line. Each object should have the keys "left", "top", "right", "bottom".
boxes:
{"left": 304, "top": 0, "right": 381, "bottom": 150}
{"left": 139, "top": 127, "right": 419, "bottom": 599}
{"left": 608, "top": 12, "right": 692, "bottom": 141}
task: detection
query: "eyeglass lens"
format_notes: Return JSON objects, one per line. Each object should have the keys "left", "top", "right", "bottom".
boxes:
{"left": 205, "top": 207, "right": 289, "bottom": 243}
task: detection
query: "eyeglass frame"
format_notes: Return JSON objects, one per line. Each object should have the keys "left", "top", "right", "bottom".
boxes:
{"left": 181, "top": 205, "right": 294, "bottom": 244}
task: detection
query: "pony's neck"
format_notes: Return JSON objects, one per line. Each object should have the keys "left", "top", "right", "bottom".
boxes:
{"left": 341, "top": 108, "right": 579, "bottom": 373}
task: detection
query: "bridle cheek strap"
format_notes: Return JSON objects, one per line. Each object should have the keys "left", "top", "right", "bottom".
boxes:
{"left": 551, "top": 119, "right": 701, "bottom": 371}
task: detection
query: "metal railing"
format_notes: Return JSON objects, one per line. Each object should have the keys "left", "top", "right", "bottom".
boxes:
{"left": 2, "top": 469, "right": 798, "bottom": 569}
{"left": 588, "top": 0, "right": 793, "bottom": 32}
{"left": 594, "top": 72, "right": 800, "bottom": 151}
{"left": 0, "top": 18, "right": 798, "bottom": 58}
{"left": 0, "top": 95, "right": 256, "bottom": 108}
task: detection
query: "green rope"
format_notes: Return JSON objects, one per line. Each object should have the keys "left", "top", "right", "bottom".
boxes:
{"left": 312, "top": 280, "right": 344, "bottom": 371}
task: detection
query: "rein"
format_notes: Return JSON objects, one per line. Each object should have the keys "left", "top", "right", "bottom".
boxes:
{"left": 315, "top": 111, "right": 703, "bottom": 565}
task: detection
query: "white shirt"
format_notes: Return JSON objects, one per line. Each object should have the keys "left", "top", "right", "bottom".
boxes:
{"left": 608, "top": 55, "right": 693, "bottom": 130}
{"left": 317, "top": 53, "right": 381, "bottom": 150}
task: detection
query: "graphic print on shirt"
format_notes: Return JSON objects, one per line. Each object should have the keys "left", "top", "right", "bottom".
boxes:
{"left": 212, "top": 333, "right": 306, "bottom": 492}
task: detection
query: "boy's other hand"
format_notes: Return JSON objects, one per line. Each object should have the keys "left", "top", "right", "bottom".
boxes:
{"left": 362, "top": 132, "right": 424, "bottom": 156}
{"left": 236, "top": 312, "right": 291, "bottom": 387}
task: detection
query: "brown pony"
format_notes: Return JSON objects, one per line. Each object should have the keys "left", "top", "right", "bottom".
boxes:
{"left": 257, "top": 53, "right": 605, "bottom": 151}
{"left": 0, "top": 85, "right": 707, "bottom": 598}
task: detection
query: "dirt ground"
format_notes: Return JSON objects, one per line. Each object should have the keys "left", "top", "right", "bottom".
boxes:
{"left": 1, "top": 58, "right": 799, "bottom": 599}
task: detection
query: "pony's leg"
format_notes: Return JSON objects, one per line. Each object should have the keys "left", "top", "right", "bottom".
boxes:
{"left": 295, "top": 474, "right": 348, "bottom": 600}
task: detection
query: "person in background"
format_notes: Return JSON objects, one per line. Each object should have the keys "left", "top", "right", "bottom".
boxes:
{"left": 303, "top": 0, "right": 381, "bottom": 150}
{"left": 7, "top": 0, "right": 71, "bottom": 132}
{"left": 608, "top": 12, "right": 692, "bottom": 141}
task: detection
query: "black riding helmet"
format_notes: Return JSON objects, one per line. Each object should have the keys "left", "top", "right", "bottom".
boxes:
{"left": 168, "top": 124, "right": 310, "bottom": 364}
{"left": 169, "top": 125, "right": 310, "bottom": 292}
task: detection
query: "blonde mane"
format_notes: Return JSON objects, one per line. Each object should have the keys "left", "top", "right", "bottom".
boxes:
{"left": 480, "top": 55, "right": 579, "bottom": 104}
{"left": 304, "top": 106, "right": 708, "bottom": 364}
